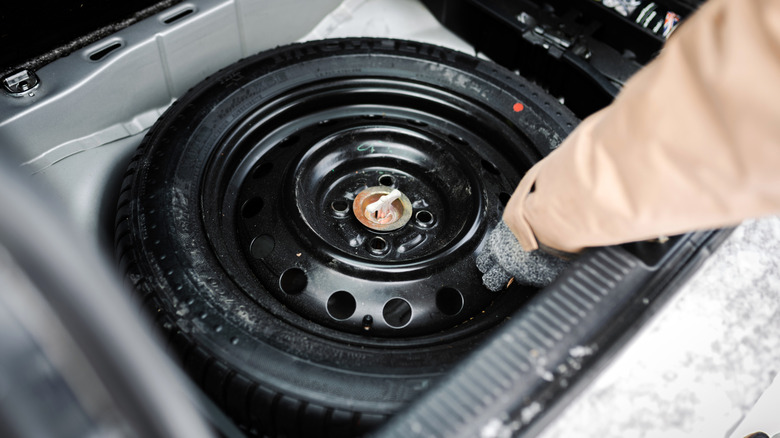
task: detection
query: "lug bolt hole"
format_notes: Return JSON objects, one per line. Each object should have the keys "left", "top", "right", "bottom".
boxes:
{"left": 331, "top": 200, "right": 349, "bottom": 216}
{"left": 415, "top": 210, "right": 434, "bottom": 227}
{"left": 378, "top": 175, "right": 395, "bottom": 187}
{"left": 368, "top": 236, "right": 389, "bottom": 255}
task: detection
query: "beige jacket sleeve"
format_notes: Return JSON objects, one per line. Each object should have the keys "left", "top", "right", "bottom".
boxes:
{"left": 505, "top": 0, "right": 780, "bottom": 253}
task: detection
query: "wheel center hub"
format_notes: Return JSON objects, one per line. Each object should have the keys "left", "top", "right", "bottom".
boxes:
{"left": 353, "top": 186, "right": 413, "bottom": 231}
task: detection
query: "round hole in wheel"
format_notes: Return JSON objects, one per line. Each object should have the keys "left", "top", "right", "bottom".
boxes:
{"left": 378, "top": 174, "right": 394, "bottom": 187}
{"left": 114, "top": 38, "right": 577, "bottom": 437}
{"left": 279, "top": 268, "right": 307, "bottom": 294}
{"left": 368, "top": 236, "right": 388, "bottom": 254}
{"left": 331, "top": 199, "right": 349, "bottom": 215}
{"left": 370, "top": 237, "right": 386, "bottom": 250}
{"left": 327, "top": 291, "right": 357, "bottom": 320}
{"left": 250, "top": 234, "right": 274, "bottom": 259}
{"left": 383, "top": 298, "right": 412, "bottom": 328}
{"left": 436, "top": 287, "right": 464, "bottom": 316}
{"left": 415, "top": 210, "right": 434, "bottom": 227}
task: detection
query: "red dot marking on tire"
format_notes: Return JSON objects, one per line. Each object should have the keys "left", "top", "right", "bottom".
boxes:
{"left": 513, "top": 102, "right": 524, "bottom": 112}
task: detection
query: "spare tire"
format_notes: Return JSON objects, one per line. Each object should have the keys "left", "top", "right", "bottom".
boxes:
{"left": 115, "top": 38, "right": 577, "bottom": 437}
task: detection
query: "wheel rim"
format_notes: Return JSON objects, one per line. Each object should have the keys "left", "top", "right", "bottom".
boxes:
{"left": 202, "top": 76, "right": 534, "bottom": 338}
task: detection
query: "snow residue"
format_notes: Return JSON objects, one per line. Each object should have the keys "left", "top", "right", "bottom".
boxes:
{"left": 521, "top": 402, "right": 543, "bottom": 424}
{"left": 569, "top": 345, "right": 595, "bottom": 358}
{"left": 480, "top": 417, "right": 519, "bottom": 438}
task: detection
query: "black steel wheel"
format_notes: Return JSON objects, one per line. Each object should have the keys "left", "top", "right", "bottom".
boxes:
{"left": 115, "top": 38, "right": 577, "bottom": 437}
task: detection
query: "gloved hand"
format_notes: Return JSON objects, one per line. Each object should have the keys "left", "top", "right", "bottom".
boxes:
{"left": 476, "top": 220, "right": 571, "bottom": 291}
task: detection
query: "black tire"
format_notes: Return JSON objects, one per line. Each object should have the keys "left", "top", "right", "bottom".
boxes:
{"left": 115, "top": 38, "right": 577, "bottom": 437}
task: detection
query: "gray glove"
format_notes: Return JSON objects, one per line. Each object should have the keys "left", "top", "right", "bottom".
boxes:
{"left": 476, "top": 221, "right": 571, "bottom": 291}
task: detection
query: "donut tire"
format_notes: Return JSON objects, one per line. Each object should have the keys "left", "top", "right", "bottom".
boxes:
{"left": 115, "top": 38, "right": 577, "bottom": 437}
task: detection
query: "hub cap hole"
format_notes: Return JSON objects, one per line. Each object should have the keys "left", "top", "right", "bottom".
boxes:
{"left": 415, "top": 210, "right": 434, "bottom": 227}
{"left": 279, "top": 268, "right": 307, "bottom": 294}
{"left": 250, "top": 235, "right": 275, "bottom": 259}
{"left": 242, "top": 197, "right": 264, "bottom": 218}
{"left": 378, "top": 175, "right": 395, "bottom": 187}
{"left": 383, "top": 298, "right": 412, "bottom": 328}
{"left": 327, "top": 291, "right": 357, "bottom": 320}
{"left": 436, "top": 287, "right": 464, "bottom": 316}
